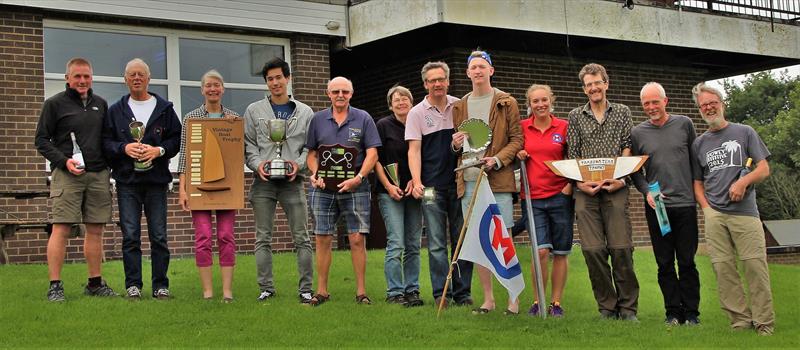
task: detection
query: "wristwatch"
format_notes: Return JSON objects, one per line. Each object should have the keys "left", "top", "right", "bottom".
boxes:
{"left": 357, "top": 173, "right": 365, "bottom": 181}
{"left": 158, "top": 147, "right": 165, "bottom": 157}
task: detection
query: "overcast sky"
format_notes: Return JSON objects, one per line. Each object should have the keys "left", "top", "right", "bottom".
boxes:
{"left": 707, "top": 64, "right": 800, "bottom": 98}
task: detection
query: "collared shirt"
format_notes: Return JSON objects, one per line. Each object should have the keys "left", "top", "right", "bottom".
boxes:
{"left": 177, "top": 104, "right": 239, "bottom": 174}
{"left": 405, "top": 95, "right": 460, "bottom": 188}
{"left": 520, "top": 114, "right": 569, "bottom": 199}
{"left": 567, "top": 101, "right": 633, "bottom": 159}
{"left": 376, "top": 114, "right": 412, "bottom": 194}
{"left": 305, "top": 106, "right": 381, "bottom": 170}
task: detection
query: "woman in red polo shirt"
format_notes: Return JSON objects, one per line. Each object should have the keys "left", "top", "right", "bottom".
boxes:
{"left": 517, "top": 84, "right": 574, "bottom": 317}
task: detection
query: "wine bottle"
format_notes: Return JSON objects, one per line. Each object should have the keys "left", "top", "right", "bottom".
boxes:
{"left": 648, "top": 181, "right": 671, "bottom": 236}
{"left": 70, "top": 131, "right": 85, "bottom": 170}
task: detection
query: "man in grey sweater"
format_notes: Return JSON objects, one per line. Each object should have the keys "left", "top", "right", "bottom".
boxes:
{"left": 631, "top": 82, "right": 700, "bottom": 326}
{"left": 244, "top": 57, "right": 315, "bottom": 304}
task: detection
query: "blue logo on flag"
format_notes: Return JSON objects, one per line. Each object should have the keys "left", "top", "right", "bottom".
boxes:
{"left": 478, "top": 204, "right": 521, "bottom": 279}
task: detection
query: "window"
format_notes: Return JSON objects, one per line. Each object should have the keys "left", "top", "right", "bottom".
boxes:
{"left": 43, "top": 20, "right": 291, "bottom": 172}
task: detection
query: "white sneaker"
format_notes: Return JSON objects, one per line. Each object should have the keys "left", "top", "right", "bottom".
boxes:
{"left": 153, "top": 288, "right": 171, "bottom": 300}
{"left": 257, "top": 290, "right": 274, "bottom": 301}
{"left": 126, "top": 286, "right": 142, "bottom": 299}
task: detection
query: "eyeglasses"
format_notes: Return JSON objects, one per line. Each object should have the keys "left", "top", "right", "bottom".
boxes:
{"left": 330, "top": 89, "right": 352, "bottom": 96}
{"left": 583, "top": 80, "right": 606, "bottom": 88}
{"left": 700, "top": 100, "right": 720, "bottom": 109}
{"left": 425, "top": 78, "right": 447, "bottom": 84}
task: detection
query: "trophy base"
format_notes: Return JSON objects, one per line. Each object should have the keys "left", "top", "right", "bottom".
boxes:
{"left": 134, "top": 160, "right": 153, "bottom": 172}
{"left": 263, "top": 159, "right": 293, "bottom": 181}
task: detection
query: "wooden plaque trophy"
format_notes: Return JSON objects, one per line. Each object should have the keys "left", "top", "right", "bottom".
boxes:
{"left": 185, "top": 118, "right": 245, "bottom": 210}
{"left": 316, "top": 144, "right": 359, "bottom": 190}
{"left": 544, "top": 156, "right": 648, "bottom": 182}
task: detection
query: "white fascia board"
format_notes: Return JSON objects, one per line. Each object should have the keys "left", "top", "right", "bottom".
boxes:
{"left": 348, "top": 0, "right": 440, "bottom": 46}
{"left": 1, "top": 0, "right": 347, "bottom": 36}
{"left": 439, "top": 0, "right": 799, "bottom": 59}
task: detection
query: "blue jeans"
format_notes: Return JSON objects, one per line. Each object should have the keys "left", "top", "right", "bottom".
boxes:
{"left": 378, "top": 193, "right": 422, "bottom": 297}
{"left": 529, "top": 193, "right": 575, "bottom": 255}
{"left": 422, "top": 186, "right": 471, "bottom": 302}
{"left": 117, "top": 184, "right": 170, "bottom": 291}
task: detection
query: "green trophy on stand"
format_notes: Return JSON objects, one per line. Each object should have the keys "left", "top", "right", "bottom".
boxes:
{"left": 129, "top": 120, "right": 153, "bottom": 172}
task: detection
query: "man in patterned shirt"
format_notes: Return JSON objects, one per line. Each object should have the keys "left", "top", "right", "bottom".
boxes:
{"left": 566, "top": 63, "right": 639, "bottom": 321}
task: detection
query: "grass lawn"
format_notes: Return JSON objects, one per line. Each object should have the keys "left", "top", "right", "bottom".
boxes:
{"left": 1, "top": 247, "right": 797, "bottom": 348}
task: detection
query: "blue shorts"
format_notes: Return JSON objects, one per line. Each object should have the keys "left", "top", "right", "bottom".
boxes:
{"left": 309, "top": 181, "right": 371, "bottom": 235}
{"left": 528, "top": 192, "right": 575, "bottom": 255}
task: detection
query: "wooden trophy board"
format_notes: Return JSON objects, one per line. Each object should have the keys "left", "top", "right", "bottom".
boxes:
{"left": 317, "top": 144, "right": 359, "bottom": 190}
{"left": 185, "top": 119, "right": 244, "bottom": 210}
{"left": 544, "top": 156, "right": 648, "bottom": 182}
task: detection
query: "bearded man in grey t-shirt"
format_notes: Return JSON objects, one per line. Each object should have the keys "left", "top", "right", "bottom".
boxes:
{"left": 691, "top": 83, "right": 774, "bottom": 336}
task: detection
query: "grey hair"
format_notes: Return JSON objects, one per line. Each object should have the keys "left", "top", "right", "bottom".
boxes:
{"left": 420, "top": 61, "right": 450, "bottom": 83}
{"left": 201, "top": 69, "right": 225, "bottom": 86}
{"left": 327, "top": 76, "right": 353, "bottom": 91}
{"left": 640, "top": 82, "right": 666, "bottom": 100}
{"left": 691, "top": 83, "right": 724, "bottom": 107}
{"left": 124, "top": 58, "right": 151, "bottom": 77}
{"left": 386, "top": 85, "right": 413, "bottom": 109}
{"left": 65, "top": 57, "right": 92, "bottom": 75}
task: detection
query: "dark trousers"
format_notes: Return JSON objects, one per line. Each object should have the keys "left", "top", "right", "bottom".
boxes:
{"left": 422, "top": 186, "right": 472, "bottom": 302}
{"left": 645, "top": 204, "right": 700, "bottom": 320}
{"left": 575, "top": 187, "right": 639, "bottom": 316}
{"left": 117, "top": 183, "right": 170, "bottom": 292}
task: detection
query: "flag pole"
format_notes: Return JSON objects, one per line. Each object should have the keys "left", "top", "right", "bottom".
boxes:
{"left": 437, "top": 170, "right": 486, "bottom": 318}
{"left": 520, "top": 158, "right": 547, "bottom": 319}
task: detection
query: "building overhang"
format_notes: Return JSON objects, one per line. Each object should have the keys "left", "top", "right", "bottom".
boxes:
{"left": 0, "top": 0, "right": 348, "bottom": 36}
{"left": 348, "top": 0, "right": 800, "bottom": 78}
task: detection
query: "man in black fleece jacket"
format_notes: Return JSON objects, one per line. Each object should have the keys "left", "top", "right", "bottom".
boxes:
{"left": 35, "top": 57, "right": 118, "bottom": 301}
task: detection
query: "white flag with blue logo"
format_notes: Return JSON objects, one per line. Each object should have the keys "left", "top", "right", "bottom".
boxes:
{"left": 458, "top": 178, "right": 526, "bottom": 302}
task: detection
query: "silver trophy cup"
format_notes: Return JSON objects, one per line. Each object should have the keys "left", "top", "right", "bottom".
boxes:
{"left": 262, "top": 118, "right": 294, "bottom": 180}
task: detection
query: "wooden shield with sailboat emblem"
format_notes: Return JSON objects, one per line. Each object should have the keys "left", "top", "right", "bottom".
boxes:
{"left": 186, "top": 118, "right": 245, "bottom": 210}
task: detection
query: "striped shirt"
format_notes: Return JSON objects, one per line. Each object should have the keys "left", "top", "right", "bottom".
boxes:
{"left": 177, "top": 104, "right": 239, "bottom": 174}
{"left": 566, "top": 101, "right": 633, "bottom": 159}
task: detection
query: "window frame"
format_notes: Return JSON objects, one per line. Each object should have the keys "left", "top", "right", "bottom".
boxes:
{"left": 43, "top": 19, "right": 292, "bottom": 172}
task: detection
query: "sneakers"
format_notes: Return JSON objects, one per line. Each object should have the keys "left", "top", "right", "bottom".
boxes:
{"left": 257, "top": 290, "right": 275, "bottom": 302}
{"left": 527, "top": 302, "right": 540, "bottom": 316}
{"left": 84, "top": 280, "right": 118, "bottom": 297}
{"left": 434, "top": 296, "right": 449, "bottom": 309}
{"left": 153, "top": 288, "right": 170, "bottom": 300}
{"left": 404, "top": 291, "right": 424, "bottom": 307}
{"left": 665, "top": 316, "right": 681, "bottom": 326}
{"left": 126, "top": 286, "right": 142, "bottom": 299}
{"left": 600, "top": 310, "right": 619, "bottom": 320}
{"left": 386, "top": 294, "right": 407, "bottom": 305}
{"left": 685, "top": 316, "right": 700, "bottom": 326}
{"left": 47, "top": 281, "right": 65, "bottom": 302}
{"left": 620, "top": 313, "right": 639, "bottom": 323}
{"left": 299, "top": 292, "right": 313, "bottom": 304}
{"left": 756, "top": 324, "right": 774, "bottom": 336}
{"left": 454, "top": 298, "right": 474, "bottom": 306}
{"left": 548, "top": 302, "right": 564, "bottom": 318}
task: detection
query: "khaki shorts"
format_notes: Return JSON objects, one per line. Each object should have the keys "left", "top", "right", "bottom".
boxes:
{"left": 50, "top": 167, "right": 112, "bottom": 224}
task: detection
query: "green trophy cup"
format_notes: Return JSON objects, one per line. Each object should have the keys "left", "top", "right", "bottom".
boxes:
{"left": 129, "top": 120, "right": 153, "bottom": 172}
{"left": 384, "top": 163, "right": 399, "bottom": 187}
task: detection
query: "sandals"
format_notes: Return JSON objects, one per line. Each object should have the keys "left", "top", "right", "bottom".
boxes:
{"left": 309, "top": 293, "right": 330, "bottom": 307}
{"left": 503, "top": 309, "right": 519, "bottom": 316}
{"left": 355, "top": 294, "right": 372, "bottom": 305}
{"left": 471, "top": 307, "right": 493, "bottom": 315}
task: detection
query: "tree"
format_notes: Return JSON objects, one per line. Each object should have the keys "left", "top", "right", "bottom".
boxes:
{"left": 722, "top": 71, "right": 799, "bottom": 126}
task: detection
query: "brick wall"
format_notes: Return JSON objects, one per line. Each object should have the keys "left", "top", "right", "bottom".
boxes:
{"left": 0, "top": 6, "right": 332, "bottom": 263}
{"left": 341, "top": 47, "right": 711, "bottom": 247}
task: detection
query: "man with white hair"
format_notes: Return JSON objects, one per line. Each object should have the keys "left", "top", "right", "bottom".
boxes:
{"left": 691, "top": 83, "right": 774, "bottom": 336}
{"left": 305, "top": 76, "right": 380, "bottom": 306}
{"left": 103, "top": 58, "right": 182, "bottom": 300}
{"left": 631, "top": 82, "right": 700, "bottom": 326}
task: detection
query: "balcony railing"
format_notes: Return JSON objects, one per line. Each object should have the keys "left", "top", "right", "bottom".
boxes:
{"left": 640, "top": 0, "right": 799, "bottom": 26}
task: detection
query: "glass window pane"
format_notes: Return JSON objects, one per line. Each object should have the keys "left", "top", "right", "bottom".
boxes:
{"left": 44, "top": 28, "right": 167, "bottom": 79}
{"left": 46, "top": 80, "right": 167, "bottom": 103}
{"left": 180, "top": 86, "right": 264, "bottom": 117}
{"left": 179, "top": 38, "right": 283, "bottom": 84}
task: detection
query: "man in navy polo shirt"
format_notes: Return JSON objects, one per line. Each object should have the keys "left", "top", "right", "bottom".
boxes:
{"left": 305, "top": 76, "right": 381, "bottom": 306}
